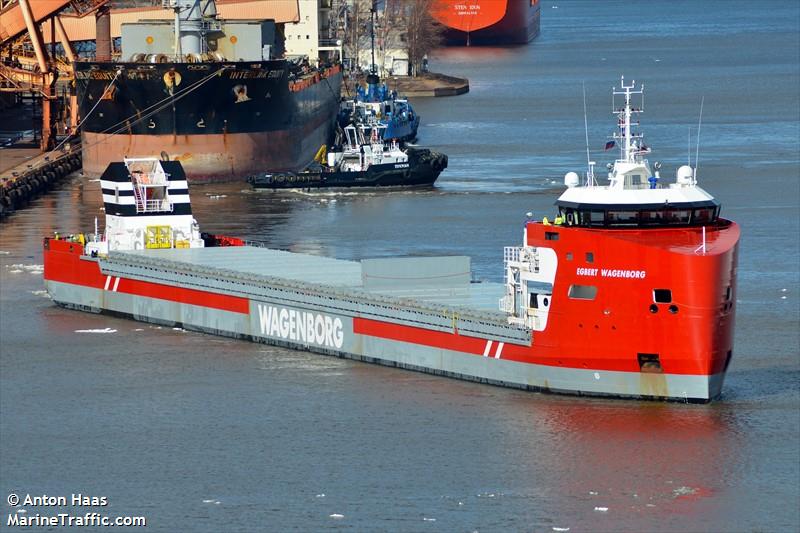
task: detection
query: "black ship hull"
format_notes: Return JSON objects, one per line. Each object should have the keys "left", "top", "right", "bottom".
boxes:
{"left": 76, "top": 61, "right": 342, "bottom": 182}
{"left": 248, "top": 148, "right": 447, "bottom": 190}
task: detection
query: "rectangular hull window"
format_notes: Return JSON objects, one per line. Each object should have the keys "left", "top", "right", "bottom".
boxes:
{"left": 568, "top": 284, "right": 597, "bottom": 300}
{"left": 653, "top": 289, "right": 672, "bottom": 303}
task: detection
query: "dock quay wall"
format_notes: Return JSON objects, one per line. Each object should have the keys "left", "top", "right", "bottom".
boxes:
{"left": 0, "top": 149, "right": 81, "bottom": 220}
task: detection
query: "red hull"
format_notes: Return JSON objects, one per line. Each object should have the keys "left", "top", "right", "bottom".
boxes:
{"left": 44, "top": 218, "right": 739, "bottom": 381}
{"left": 431, "top": 0, "right": 541, "bottom": 45}
{"left": 523, "top": 220, "right": 740, "bottom": 376}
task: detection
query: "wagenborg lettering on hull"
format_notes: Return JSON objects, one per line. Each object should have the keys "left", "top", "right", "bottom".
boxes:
{"left": 258, "top": 304, "right": 344, "bottom": 349}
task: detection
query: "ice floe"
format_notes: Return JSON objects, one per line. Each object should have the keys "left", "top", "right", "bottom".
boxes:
{"left": 75, "top": 328, "right": 117, "bottom": 333}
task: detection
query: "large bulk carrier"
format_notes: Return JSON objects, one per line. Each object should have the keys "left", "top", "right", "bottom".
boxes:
{"left": 430, "top": 0, "right": 541, "bottom": 45}
{"left": 77, "top": 0, "right": 342, "bottom": 181}
{"left": 44, "top": 79, "right": 739, "bottom": 402}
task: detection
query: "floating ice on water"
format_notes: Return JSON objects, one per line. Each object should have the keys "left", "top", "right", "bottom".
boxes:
{"left": 202, "top": 499, "right": 215, "bottom": 503}
{"left": 315, "top": 494, "right": 325, "bottom": 498}
{"left": 75, "top": 328, "right": 117, "bottom": 333}
{"left": 173, "top": 327, "right": 184, "bottom": 331}
{"left": 135, "top": 328, "right": 144, "bottom": 331}
{"left": 214, "top": 501, "right": 221, "bottom": 505}
{"left": 594, "top": 507, "right": 608, "bottom": 512}
{"left": 29, "top": 290, "right": 49, "bottom": 297}
{"left": 782, "top": 288, "right": 788, "bottom": 292}
{"left": 552, "top": 528, "right": 570, "bottom": 532}
{"left": 672, "top": 486, "right": 697, "bottom": 497}
{"left": 781, "top": 296, "right": 787, "bottom": 300}
{"left": 7, "top": 263, "right": 44, "bottom": 275}
{"left": 329, "top": 513, "right": 344, "bottom": 519}
{"left": 423, "top": 517, "right": 436, "bottom": 522}
{"left": 646, "top": 503, "right": 656, "bottom": 508}
{"left": 0, "top": 251, "right": 10, "bottom": 254}
{"left": 588, "top": 491, "right": 598, "bottom": 495}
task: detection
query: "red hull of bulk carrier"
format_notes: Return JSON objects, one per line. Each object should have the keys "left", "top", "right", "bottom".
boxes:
{"left": 80, "top": 106, "right": 336, "bottom": 182}
{"left": 431, "top": 0, "right": 541, "bottom": 45}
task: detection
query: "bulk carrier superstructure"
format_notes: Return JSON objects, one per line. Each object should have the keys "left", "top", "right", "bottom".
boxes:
{"left": 44, "top": 78, "right": 739, "bottom": 402}
{"left": 77, "top": 0, "right": 342, "bottom": 181}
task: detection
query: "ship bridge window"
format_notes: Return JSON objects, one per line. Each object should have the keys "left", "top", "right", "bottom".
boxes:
{"left": 626, "top": 174, "right": 643, "bottom": 187}
{"left": 693, "top": 207, "right": 716, "bottom": 224}
{"left": 639, "top": 210, "right": 665, "bottom": 225}
{"left": 665, "top": 209, "right": 691, "bottom": 224}
{"left": 607, "top": 210, "right": 639, "bottom": 225}
{"left": 568, "top": 284, "right": 597, "bottom": 300}
{"left": 569, "top": 205, "right": 718, "bottom": 228}
{"left": 589, "top": 210, "right": 605, "bottom": 226}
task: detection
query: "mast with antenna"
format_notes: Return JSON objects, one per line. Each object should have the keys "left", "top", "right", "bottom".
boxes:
{"left": 612, "top": 76, "right": 646, "bottom": 164}
{"left": 694, "top": 96, "right": 704, "bottom": 184}
{"left": 582, "top": 82, "right": 595, "bottom": 186}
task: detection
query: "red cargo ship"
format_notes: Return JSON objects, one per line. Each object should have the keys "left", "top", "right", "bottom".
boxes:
{"left": 430, "top": 0, "right": 541, "bottom": 45}
{"left": 43, "top": 78, "right": 739, "bottom": 401}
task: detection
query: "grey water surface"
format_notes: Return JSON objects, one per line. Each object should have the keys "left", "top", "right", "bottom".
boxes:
{"left": 2, "top": 1, "right": 798, "bottom": 531}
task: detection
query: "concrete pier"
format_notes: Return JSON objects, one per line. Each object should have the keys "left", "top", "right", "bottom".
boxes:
{"left": 0, "top": 141, "right": 81, "bottom": 220}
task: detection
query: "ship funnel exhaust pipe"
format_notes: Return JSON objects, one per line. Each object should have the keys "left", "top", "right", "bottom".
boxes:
{"left": 95, "top": 5, "right": 112, "bottom": 61}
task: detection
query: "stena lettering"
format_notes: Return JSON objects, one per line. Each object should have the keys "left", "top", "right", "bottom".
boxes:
{"left": 258, "top": 305, "right": 344, "bottom": 349}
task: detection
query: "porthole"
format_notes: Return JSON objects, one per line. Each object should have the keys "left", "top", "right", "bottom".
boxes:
{"left": 668, "top": 305, "right": 679, "bottom": 314}
{"left": 649, "top": 304, "right": 658, "bottom": 313}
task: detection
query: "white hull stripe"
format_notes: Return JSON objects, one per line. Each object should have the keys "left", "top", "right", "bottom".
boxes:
{"left": 494, "top": 342, "right": 505, "bottom": 359}
{"left": 104, "top": 276, "right": 121, "bottom": 292}
{"left": 483, "top": 340, "right": 493, "bottom": 357}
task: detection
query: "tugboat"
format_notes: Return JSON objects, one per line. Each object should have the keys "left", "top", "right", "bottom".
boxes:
{"left": 338, "top": 74, "right": 420, "bottom": 143}
{"left": 247, "top": 122, "right": 446, "bottom": 190}
{"left": 43, "top": 77, "right": 739, "bottom": 402}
